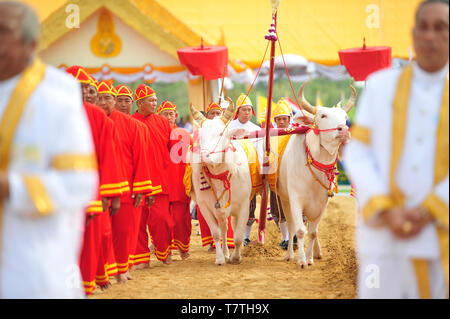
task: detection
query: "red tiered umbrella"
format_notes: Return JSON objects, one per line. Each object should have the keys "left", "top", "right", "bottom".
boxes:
{"left": 177, "top": 44, "right": 228, "bottom": 110}
{"left": 177, "top": 45, "right": 228, "bottom": 80}
{"left": 338, "top": 40, "right": 391, "bottom": 81}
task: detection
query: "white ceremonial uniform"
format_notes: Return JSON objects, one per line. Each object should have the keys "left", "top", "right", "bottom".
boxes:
{"left": 228, "top": 118, "right": 261, "bottom": 133}
{"left": 343, "top": 62, "right": 449, "bottom": 299}
{"left": 0, "top": 62, "right": 97, "bottom": 298}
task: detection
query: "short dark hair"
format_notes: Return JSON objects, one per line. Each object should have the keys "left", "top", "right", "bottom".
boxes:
{"left": 415, "top": 0, "right": 449, "bottom": 23}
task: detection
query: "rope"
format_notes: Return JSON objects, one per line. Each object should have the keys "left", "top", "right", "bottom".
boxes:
{"left": 202, "top": 165, "right": 232, "bottom": 208}
{"left": 207, "top": 41, "right": 271, "bottom": 158}
{"left": 276, "top": 29, "right": 313, "bottom": 126}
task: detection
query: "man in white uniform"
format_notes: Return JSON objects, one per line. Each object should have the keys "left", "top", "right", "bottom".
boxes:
{"left": 228, "top": 94, "right": 261, "bottom": 245}
{"left": 0, "top": 2, "right": 97, "bottom": 298}
{"left": 343, "top": 0, "right": 448, "bottom": 299}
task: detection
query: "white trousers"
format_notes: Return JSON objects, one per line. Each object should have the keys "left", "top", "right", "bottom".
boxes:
{"left": 358, "top": 252, "right": 447, "bottom": 299}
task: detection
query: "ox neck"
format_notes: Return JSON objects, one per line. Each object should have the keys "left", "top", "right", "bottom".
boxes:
{"left": 203, "top": 162, "right": 230, "bottom": 176}
{"left": 319, "top": 141, "right": 340, "bottom": 163}
{"left": 297, "top": 133, "right": 339, "bottom": 166}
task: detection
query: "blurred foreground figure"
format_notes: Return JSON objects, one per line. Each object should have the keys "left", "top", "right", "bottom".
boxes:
{"left": 344, "top": 0, "right": 449, "bottom": 299}
{"left": 0, "top": 2, "right": 97, "bottom": 298}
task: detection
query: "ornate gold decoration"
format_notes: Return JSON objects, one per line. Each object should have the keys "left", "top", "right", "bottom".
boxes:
{"left": 90, "top": 9, "right": 122, "bottom": 58}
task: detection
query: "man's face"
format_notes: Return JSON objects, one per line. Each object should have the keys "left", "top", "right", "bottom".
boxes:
{"left": 413, "top": 2, "right": 449, "bottom": 72}
{"left": 86, "top": 85, "right": 98, "bottom": 104}
{"left": 138, "top": 95, "right": 158, "bottom": 116}
{"left": 274, "top": 115, "right": 290, "bottom": 128}
{"left": 206, "top": 109, "right": 222, "bottom": 120}
{"left": 237, "top": 105, "right": 253, "bottom": 124}
{"left": 80, "top": 83, "right": 90, "bottom": 102}
{"left": 0, "top": 5, "right": 35, "bottom": 81}
{"left": 116, "top": 95, "right": 133, "bottom": 114}
{"left": 97, "top": 93, "right": 116, "bottom": 115}
{"left": 160, "top": 109, "right": 177, "bottom": 125}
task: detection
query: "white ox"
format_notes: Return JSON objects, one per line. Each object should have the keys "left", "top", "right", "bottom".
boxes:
{"left": 188, "top": 99, "right": 253, "bottom": 265}
{"left": 276, "top": 82, "right": 356, "bottom": 268}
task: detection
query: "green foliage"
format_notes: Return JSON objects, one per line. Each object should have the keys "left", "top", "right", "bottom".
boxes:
{"left": 112, "top": 80, "right": 190, "bottom": 123}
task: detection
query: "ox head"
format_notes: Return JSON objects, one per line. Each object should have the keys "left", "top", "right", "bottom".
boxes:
{"left": 189, "top": 98, "right": 236, "bottom": 167}
{"left": 293, "top": 81, "right": 356, "bottom": 157}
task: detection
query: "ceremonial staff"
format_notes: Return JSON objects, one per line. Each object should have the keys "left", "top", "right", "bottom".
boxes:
{"left": 258, "top": 0, "right": 280, "bottom": 244}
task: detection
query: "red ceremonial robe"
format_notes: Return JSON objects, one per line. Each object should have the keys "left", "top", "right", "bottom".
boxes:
{"left": 79, "top": 102, "right": 127, "bottom": 295}
{"left": 127, "top": 120, "right": 158, "bottom": 268}
{"left": 98, "top": 109, "right": 152, "bottom": 279}
{"left": 132, "top": 112, "right": 174, "bottom": 262}
{"left": 168, "top": 126, "right": 192, "bottom": 253}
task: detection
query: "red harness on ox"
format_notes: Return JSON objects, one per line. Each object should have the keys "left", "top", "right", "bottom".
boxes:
{"left": 202, "top": 165, "right": 232, "bottom": 209}
{"left": 304, "top": 128, "right": 339, "bottom": 197}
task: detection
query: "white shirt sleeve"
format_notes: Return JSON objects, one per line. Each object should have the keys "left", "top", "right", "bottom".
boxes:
{"left": 343, "top": 74, "right": 394, "bottom": 224}
{"left": 7, "top": 70, "right": 97, "bottom": 218}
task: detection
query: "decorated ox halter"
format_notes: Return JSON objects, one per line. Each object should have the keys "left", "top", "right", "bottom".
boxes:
{"left": 304, "top": 133, "right": 339, "bottom": 197}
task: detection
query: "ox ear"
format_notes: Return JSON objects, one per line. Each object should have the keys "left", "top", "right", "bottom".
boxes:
{"left": 305, "top": 129, "right": 321, "bottom": 158}
{"left": 293, "top": 110, "right": 314, "bottom": 127}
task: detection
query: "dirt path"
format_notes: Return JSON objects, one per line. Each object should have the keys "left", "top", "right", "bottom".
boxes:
{"left": 90, "top": 196, "right": 357, "bottom": 299}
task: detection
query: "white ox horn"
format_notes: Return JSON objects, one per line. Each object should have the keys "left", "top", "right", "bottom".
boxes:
{"left": 221, "top": 97, "right": 235, "bottom": 123}
{"left": 341, "top": 85, "right": 357, "bottom": 113}
{"left": 189, "top": 103, "right": 206, "bottom": 126}
{"left": 297, "top": 81, "right": 317, "bottom": 115}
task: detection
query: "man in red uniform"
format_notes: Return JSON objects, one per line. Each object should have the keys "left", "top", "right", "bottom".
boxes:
{"left": 65, "top": 66, "right": 126, "bottom": 295}
{"left": 115, "top": 84, "right": 156, "bottom": 273}
{"left": 97, "top": 81, "right": 152, "bottom": 284}
{"left": 132, "top": 84, "right": 174, "bottom": 265}
{"left": 157, "top": 101, "right": 192, "bottom": 259}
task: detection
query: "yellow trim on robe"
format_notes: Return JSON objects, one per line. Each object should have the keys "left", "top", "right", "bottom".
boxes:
{"left": 23, "top": 176, "right": 55, "bottom": 216}
{"left": 0, "top": 59, "right": 47, "bottom": 268}
{"left": 350, "top": 124, "right": 371, "bottom": 145}
{"left": 149, "top": 185, "right": 163, "bottom": 196}
{"left": 133, "top": 185, "right": 153, "bottom": 192}
{"left": 423, "top": 193, "right": 449, "bottom": 230}
{"left": 183, "top": 164, "right": 192, "bottom": 197}
{"left": 434, "top": 72, "right": 449, "bottom": 186}
{"left": 99, "top": 181, "right": 129, "bottom": 190}
{"left": 132, "top": 252, "right": 150, "bottom": 259}
{"left": 51, "top": 153, "right": 97, "bottom": 171}
{"left": 390, "top": 64, "right": 412, "bottom": 206}
{"left": 99, "top": 189, "right": 123, "bottom": 196}
{"left": 362, "top": 194, "right": 396, "bottom": 223}
{"left": 133, "top": 180, "right": 152, "bottom": 187}
{"left": 412, "top": 259, "right": 431, "bottom": 299}
{"left": 428, "top": 71, "right": 449, "bottom": 295}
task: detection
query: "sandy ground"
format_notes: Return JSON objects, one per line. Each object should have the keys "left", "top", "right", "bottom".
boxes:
{"left": 90, "top": 196, "right": 358, "bottom": 299}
